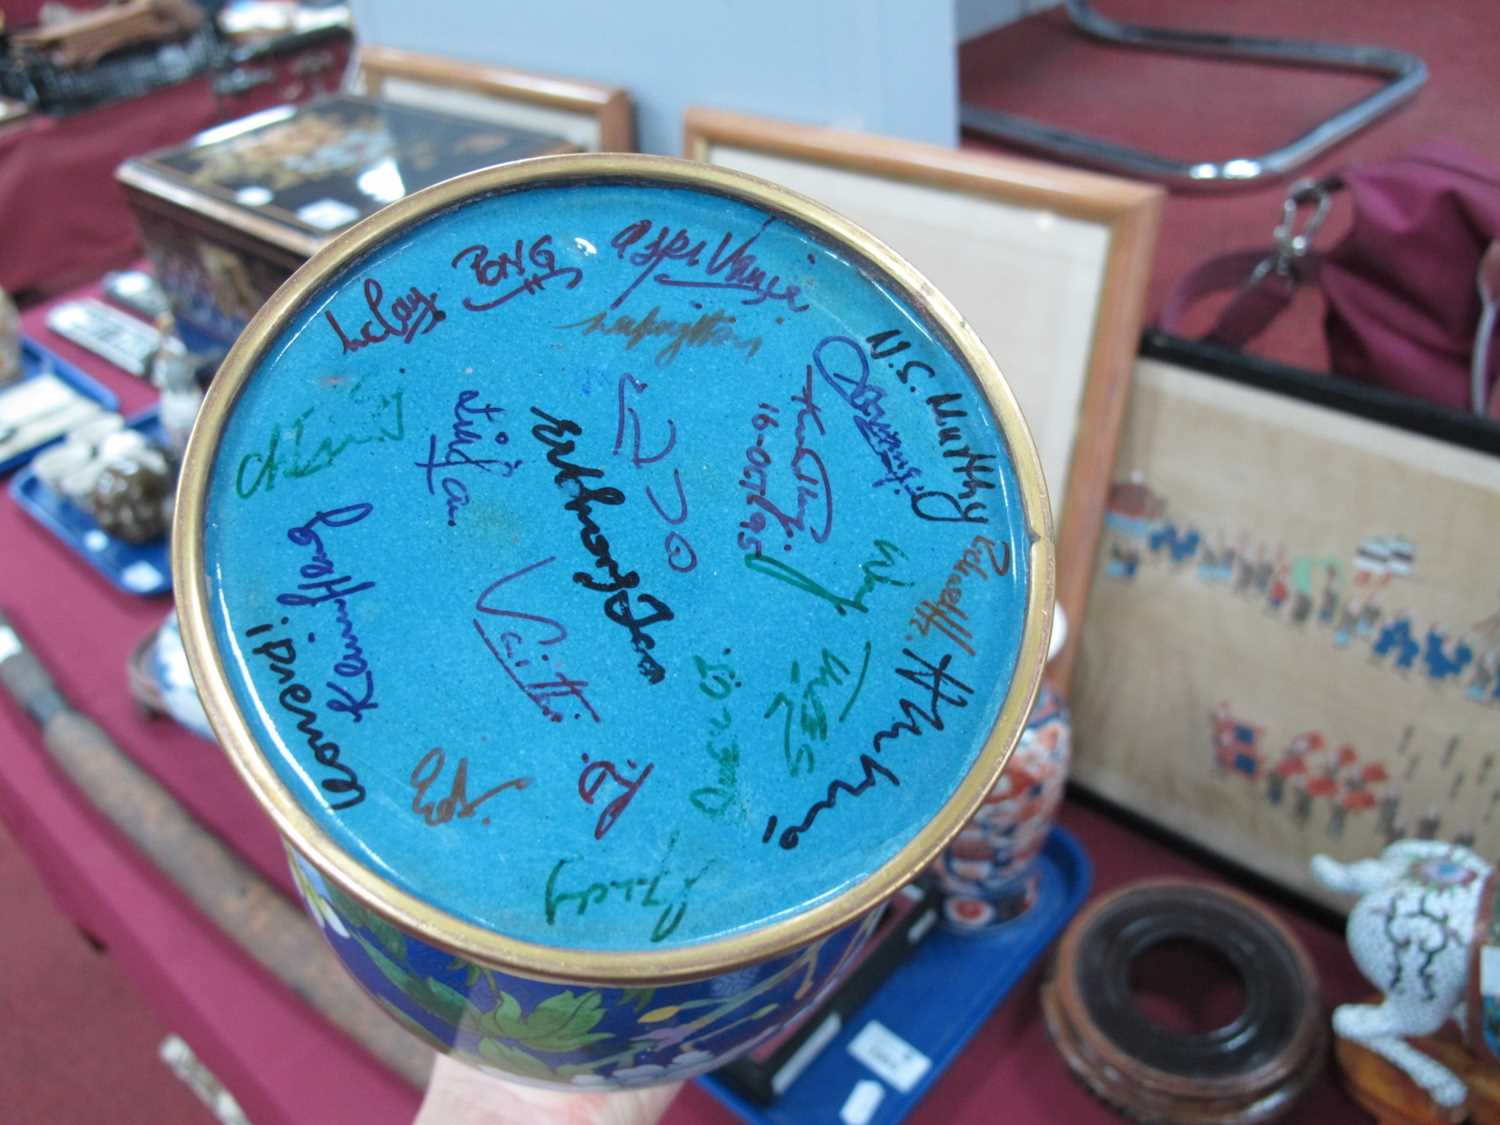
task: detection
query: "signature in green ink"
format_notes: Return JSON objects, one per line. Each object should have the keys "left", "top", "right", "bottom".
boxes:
{"left": 744, "top": 539, "right": 910, "bottom": 616}
{"left": 235, "top": 378, "right": 405, "bottom": 499}
{"left": 690, "top": 705, "right": 745, "bottom": 820}
{"left": 764, "top": 641, "right": 872, "bottom": 776}
{"left": 543, "top": 835, "right": 713, "bottom": 944}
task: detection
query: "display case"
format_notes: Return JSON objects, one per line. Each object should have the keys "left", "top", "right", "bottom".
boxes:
{"left": 116, "top": 93, "right": 574, "bottom": 353}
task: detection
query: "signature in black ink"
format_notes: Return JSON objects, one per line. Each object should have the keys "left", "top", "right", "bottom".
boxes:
{"left": 606, "top": 216, "right": 810, "bottom": 312}
{"left": 325, "top": 277, "right": 444, "bottom": 354}
{"left": 530, "top": 406, "right": 674, "bottom": 683}
{"left": 244, "top": 620, "right": 364, "bottom": 810}
{"left": 450, "top": 235, "right": 582, "bottom": 312}
{"left": 557, "top": 305, "right": 762, "bottom": 367}
{"left": 745, "top": 538, "right": 910, "bottom": 617}
{"left": 278, "top": 503, "right": 378, "bottom": 723}
{"left": 864, "top": 327, "right": 994, "bottom": 524}
{"left": 409, "top": 746, "right": 530, "bottom": 827}
{"left": 762, "top": 648, "right": 974, "bottom": 849}
{"left": 578, "top": 753, "right": 653, "bottom": 840}
{"left": 416, "top": 390, "right": 522, "bottom": 527}
{"left": 472, "top": 557, "right": 600, "bottom": 724}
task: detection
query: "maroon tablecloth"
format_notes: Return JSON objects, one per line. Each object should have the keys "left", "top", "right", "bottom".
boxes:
{"left": 0, "top": 282, "right": 1371, "bottom": 1123}
{"left": 0, "top": 37, "right": 349, "bottom": 304}
{"left": 960, "top": 0, "right": 1500, "bottom": 380}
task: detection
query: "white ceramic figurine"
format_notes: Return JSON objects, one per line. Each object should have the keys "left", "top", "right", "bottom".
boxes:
{"left": 1312, "top": 840, "right": 1497, "bottom": 1109}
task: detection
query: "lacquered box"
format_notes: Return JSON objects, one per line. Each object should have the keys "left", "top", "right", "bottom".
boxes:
{"left": 117, "top": 93, "right": 574, "bottom": 354}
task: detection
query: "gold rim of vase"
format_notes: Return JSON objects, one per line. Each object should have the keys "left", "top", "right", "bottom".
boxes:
{"left": 172, "top": 152, "right": 1055, "bottom": 985}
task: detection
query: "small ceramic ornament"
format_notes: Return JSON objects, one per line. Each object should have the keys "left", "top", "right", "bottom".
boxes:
{"left": 937, "top": 609, "right": 1071, "bottom": 931}
{"left": 1313, "top": 840, "right": 1499, "bottom": 1110}
{"left": 148, "top": 319, "right": 203, "bottom": 456}
{"left": 91, "top": 435, "right": 173, "bottom": 543}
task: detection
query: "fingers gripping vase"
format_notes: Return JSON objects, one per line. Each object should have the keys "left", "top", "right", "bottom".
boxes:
{"left": 172, "top": 154, "right": 1054, "bottom": 1089}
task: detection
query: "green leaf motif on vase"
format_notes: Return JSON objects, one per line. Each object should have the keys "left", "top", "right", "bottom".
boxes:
{"left": 481, "top": 989, "right": 614, "bottom": 1054}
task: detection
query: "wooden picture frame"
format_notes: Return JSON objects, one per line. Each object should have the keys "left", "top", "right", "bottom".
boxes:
{"left": 351, "top": 46, "right": 634, "bottom": 153}
{"left": 1071, "top": 332, "right": 1500, "bottom": 909}
{"left": 683, "top": 108, "right": 1162, "bottom": 690}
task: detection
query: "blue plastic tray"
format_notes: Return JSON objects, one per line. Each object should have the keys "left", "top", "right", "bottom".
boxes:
{"left": 699, "top": 825, "right": 1091, "bottom": 1124}
{"left": 9, "top": 406, "right": 172, "bottom": 597}
{"left": 0, "top": 337, "right": 120, "bottom": 476}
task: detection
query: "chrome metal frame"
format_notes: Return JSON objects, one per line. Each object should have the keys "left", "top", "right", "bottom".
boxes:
{"left": 960, "top": 0, "right": 1428, "bottom": 189}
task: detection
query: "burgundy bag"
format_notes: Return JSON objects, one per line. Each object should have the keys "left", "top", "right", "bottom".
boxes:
{"left": 1163, "top": 142, "right": 1500, "bottom": 416}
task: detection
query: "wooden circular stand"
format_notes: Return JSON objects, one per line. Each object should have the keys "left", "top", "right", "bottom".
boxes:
{"left": 1042, "top": 880, "right": 1327, "bottom": 1123}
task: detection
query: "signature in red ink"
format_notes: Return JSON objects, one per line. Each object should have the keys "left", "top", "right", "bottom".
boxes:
{"left": 325, "top": 277, "right": 445, "bottom": 354}
{"left": 409, "top": 746, "right": 530, "bottom": 827}
{"left": 907, "top": 535, "right": 1011, "bottom": 656}
{"left": 450, "top": 235, "right": 582, "bottom": 312}
{"left": 606, "top": 216, "right": 810, "bottom": 312}
{"left": 577, "top": 753, "right": 653, "bottom": 840}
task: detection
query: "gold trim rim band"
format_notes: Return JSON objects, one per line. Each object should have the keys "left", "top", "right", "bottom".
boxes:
{"left": 173, "top": 152, "right": 1054, "bottom": 986}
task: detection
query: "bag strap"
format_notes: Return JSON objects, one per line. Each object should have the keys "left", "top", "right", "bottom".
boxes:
{"left": 1159, "top": 178, "right": 1338, "bottom": 348}
{"left": 1476, "top": 240, "right": 1500, "bottom": 416}
{"left": 1159, "top": 249, "right": 1313, "bottom": 347}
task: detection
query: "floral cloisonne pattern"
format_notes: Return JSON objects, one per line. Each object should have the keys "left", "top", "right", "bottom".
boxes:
{"left": 289, "top": 853, "right": 877, "bottom": 1086}
{"left": 936, "top": 682, "right": 1071, "bottom": 930}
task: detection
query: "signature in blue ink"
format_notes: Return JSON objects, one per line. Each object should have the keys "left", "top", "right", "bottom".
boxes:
{"left": 813, "top": 335, "right": 922, "bottom": 496}
{"left": 416, "top": 390, "right": 522, "bottom": 527}
{"left": 614, "top": 374, "right": 697, "bottom": 573}
{"left": 277, "top": 503, "right": 378, "bottom": 724}
{"left": 607, "top": 216, "right": 810, "bottom": 312}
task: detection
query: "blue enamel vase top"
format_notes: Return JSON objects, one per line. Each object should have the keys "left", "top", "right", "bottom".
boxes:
{"left": 174, "top": 153, "right": 1053, "bottom": 1087}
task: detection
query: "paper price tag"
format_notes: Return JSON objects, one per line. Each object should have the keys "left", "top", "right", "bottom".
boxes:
{"left": 840, "top": 1078, "right": 886, "bottom": 1125}
{"left": 847, "top": 1021, "right": 931, "bottom": 1093}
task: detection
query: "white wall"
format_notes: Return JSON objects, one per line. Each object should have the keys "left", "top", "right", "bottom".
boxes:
{"left": 954, "top": 0, "right": 1059, "bottom": 43}
{"left": 349, "top": 0, "right": 961, "bottom": 155}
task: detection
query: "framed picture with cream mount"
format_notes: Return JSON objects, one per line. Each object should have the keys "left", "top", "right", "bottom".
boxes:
{"left": 1071, "top": 331, "right": 1500, "bottom": 909}
{"left": 683, "top": 107, "right": 1163, "bottom": 690}
{"left": 350, "top": 45, "right": 635, "bottom": 153}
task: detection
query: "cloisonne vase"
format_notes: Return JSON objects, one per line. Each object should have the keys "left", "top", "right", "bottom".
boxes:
{"left": 937, "top": 610, "right": 1071, "bottom": 931}
{"left": 173, "top": 155, "right": 1053, "bottom": 1088}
